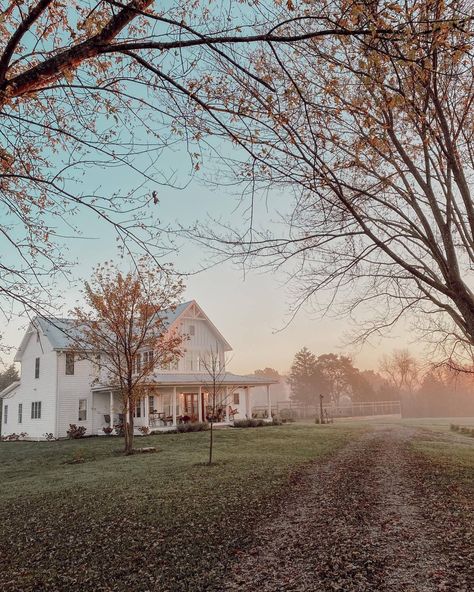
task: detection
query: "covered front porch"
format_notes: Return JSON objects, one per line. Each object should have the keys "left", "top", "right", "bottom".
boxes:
{"left": 91, "top": 373, "right": 277, "bottom": 435}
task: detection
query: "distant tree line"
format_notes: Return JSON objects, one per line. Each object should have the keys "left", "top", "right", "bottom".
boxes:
{"left": 288, "top": 347, "right": 474, "bottom": 418}
{"left": 287, "top": 348, "right": 398, "bottom": 407}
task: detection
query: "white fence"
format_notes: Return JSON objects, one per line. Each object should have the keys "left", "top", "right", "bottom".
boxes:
{"left": 253, "top": 400, "right": 401, "bottom": 420}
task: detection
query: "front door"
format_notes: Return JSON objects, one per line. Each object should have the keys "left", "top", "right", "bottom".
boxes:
{"left": 183, "top": 393, "right": 198, "bottom": 420}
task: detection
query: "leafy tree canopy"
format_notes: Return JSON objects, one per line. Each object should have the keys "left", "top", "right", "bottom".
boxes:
{"left": 288, "top": 347, "right": 327, "bottom": 404}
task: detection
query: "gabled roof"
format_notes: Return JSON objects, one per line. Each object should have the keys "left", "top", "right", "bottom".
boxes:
{"left": 36, "top": 317, "right": 83, "bottom": 350}
{"left": 160, "top": 301, "right": 194, "bottom": 328}
{"left": 169, "top": 300, "right": 232, "bottom": 351}
{"left": 14, "top": 317, "right": 81, "bottom": 361}
{"left": 14, "top": 300, "right": 231, "bottom": 360}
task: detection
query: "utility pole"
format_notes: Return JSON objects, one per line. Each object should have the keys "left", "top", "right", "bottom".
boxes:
{"left": 319, "top": 394, "right": 324, "bottom": 425}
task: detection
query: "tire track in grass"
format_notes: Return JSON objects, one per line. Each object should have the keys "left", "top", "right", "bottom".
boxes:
{"left": 223, "top": 426, "right": 471, "bottom": 592}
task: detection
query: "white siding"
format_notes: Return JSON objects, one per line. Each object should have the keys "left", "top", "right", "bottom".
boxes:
{"left": 56, "top": 354, "right": 94, "bottom": 438}
{"left": 179, "top": 317, "right": 227, "bottom": 373}
{"left": 2, "top": 331, "right": 58, "bottom": 439}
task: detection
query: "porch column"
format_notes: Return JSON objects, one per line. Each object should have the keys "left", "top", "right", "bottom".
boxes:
{"left": 198, "top": 386, "right": 203, "bottom": 422}
{"left": 109, "top": 391, "right": 114, "bottom": 430}
{"left": 172, "top": 387, "right": 177, "bottom": 426}
{"left": 245, "top": 387, "right": 250, "bottom": 419}
{"left": 144, "top": 393, "right": 149, "bottom": 426}
{"left": 225, "top": 386, "right": 229, "bottom": 423}
{"left": 266, "top": 384, "right": 272, "bottom": 420}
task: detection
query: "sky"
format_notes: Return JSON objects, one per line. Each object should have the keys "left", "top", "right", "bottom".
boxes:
{"left": 1, "top": 154, "right": 422, "bottom": 376}
{"left": 0, "top": 3, "right": 431, "bottom": 376}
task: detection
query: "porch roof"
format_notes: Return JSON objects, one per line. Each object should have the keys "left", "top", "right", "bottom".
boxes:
{"left": 0, "top": 381, "right": 20, "bottom": 398}
{"left": 91, "top": 372, "right": 278, "bottom": 392}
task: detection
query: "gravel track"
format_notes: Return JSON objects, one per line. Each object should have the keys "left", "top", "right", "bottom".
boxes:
{"left": 223, "top": 426, "right": 474, "bottom": 592}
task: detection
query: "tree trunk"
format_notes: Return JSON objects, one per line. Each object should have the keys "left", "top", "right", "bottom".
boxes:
{"left": 124, "top": 396, "right": 134, "bottom": 455}
{"left": 208, "top": 421, "right": 214, "bottom": 465}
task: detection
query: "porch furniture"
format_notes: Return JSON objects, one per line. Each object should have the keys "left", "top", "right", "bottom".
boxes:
{"left": 206, "top": 406, "right": 227, "bottom": 423}
{"left": 149, "top": 412, "right": 164, "bottom": 427}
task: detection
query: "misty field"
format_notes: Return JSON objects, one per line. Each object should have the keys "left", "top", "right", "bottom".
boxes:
{"left": 0, "top": 424, "right": 355, "bottom": 592}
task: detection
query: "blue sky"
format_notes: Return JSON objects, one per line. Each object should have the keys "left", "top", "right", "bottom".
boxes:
{"left": 1, "top": 146, "right": 420, "bottom": 375}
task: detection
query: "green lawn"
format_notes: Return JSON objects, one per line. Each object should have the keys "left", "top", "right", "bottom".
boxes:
{"left": 411, "top": 425, "right": 474, "bottom": 486}
{"left": 0, "top": 423, "right": 358, "bottom": 592}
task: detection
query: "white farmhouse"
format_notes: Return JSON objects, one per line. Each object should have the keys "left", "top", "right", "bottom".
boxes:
{"left": 0, "top": 301, "right": 276, "bottom": 439}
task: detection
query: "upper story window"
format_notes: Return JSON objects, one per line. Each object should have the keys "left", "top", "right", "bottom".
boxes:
{"left": 34, "top": 357, "right": 40, "bottom": 379}
{"left": 3, "top": 405, "right": 8, "bottom": 424}
{"left": 142, "top": 350, "right": 154, "bottom": 369}
{"left": 31, "top": 401, "right": 42, "bottom": 419}
{"left": 18, "top": 403, "right": 22, "bottom": 424}
{"left": 189, "top": 325, "right": 195, "bottom": 336}
{"left": 132, "top": 353, "right": 142, "bottom": 375}
{"left": 185, "top": 352, "right": 194, "bottom": 371}
{"left": 65, "top": 352, "right": 75, "bottom": 375}
{"left": 161, "top": 357, "right": 179, "bottom": 371}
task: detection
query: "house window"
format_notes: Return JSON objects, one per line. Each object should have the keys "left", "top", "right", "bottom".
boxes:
{"left": 199, "top": 355, "right": 209, "bottom": 371}
{"left": 78, "top": 399, "right": 87, "bottom": 421}
{"left": 65, "top": 352, "right": 75, "bottom": 375}
{"left": 148, "top": 395, "right": 155, "bottom": 413}
{"left": 132, "top": 353, "right": 142, "bottom": 375}
{"left": 185, "top": 352, "right": 194, "bottom": 371}
{"left": 233, "top": 392, "right": 240, "bottom": 405}
{"left": 35, "top": 357, "right": 40, "bottom": 379}
{"left": 143, "top": 350, "right": 154, "bottom": 369}
{"left": 189, "top": 325, "right": 195, "bottom": 336}
{"left": 18, "top": 403, "right": 22, "bottom": 424}
{"left": 31, "top": 401, "right": 42, "bottom": 419}
{"left": 134, "top": 399, "right": 143, "bottom": 418}
{"left": 3, "top": 405, "right": 7, "bottom": 424}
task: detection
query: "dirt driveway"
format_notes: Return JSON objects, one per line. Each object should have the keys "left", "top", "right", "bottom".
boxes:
{"left": 223, "top": 426, "right": 474, "bottom": 591}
